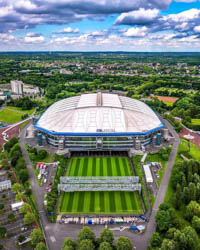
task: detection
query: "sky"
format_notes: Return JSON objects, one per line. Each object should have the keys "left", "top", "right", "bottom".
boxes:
{"left": 0, "top": 0, "right": 200, "bottom": 51}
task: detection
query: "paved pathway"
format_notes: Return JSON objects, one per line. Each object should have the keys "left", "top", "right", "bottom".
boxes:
{"left": 19, "top": 119, "right": 180, "bottom": 250}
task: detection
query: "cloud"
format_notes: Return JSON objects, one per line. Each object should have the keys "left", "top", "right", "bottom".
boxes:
{"left": 114, "top": 8, "right": 160, "bottom": 25}
{"left": 24, "top": 35, "right": 45, "bottom": 43}
{"left": 123, "top": 26, "right": 148, "bottom": 37}
{"left": 0, "top": 0, "right": 172, "bottom": 33}
{"left": 26, "top": 32, "right": 43, "bottom": 37}
{"left": 55, "top": 27, "right": 79, "bottom": 34}
{"left": 0, "top": 33, "right": 15, "bottom": 43}
{"left": 194, "top": 25, "right": 200, "bottom": 33}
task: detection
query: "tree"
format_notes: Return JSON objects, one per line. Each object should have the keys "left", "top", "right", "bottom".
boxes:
{"left": 155, "top": 206, "right": 177, "bottom": 232}
{"left": 15, "top": 192, "right": 25, "bottom": 201}
{"left": 19, "top": 203, "right": 31, "bottom": 214}
{"left": 30, "top": 228, "right": 44, "bottom": 246}
{"left": 37, "top": 150, "right": 47, "bottom": 160}
{"left": 116, "top": 237, "right": 133, "bottom": 250}
{"left": 188, "top": 182, "right": 196, "bottom": 201}
{"left": 24, "top": 212, "right": 35, "bottom": 225}
{"left": 34, "top": 242, "right": 47, "bottom": 250}
{"left": 78, "top": 239, "right": 94, "bottom": 250}
{"left": 100, "top": 228, "right": 114, "bottom": 245}
{"left": 149, "top": 232, "right": 162, "bottom": 248}
{"left": 4, "top": 137, "right": 18, "bottom": 152}
{"left": 0, "top": 204, "right": 4, "bottom": 210}
{"left": 8, "top": 212, "right": 15, "bottom": 223}
{"left": 182, "top": 187, "right": 190, "bottom": 204}
{"left": 192, "top": 216, "right": 200, "bottom": 233}
{"left": 0, "top": 244, "right": 3, "bottom": 249}
{"left": 161, "top": 239, "right": 176, "bottom": 250}
{"left": 15, "top": 158, "right": 26, "bottom": 171}
{"left": 77, "top": 226, "right": 96, "bottom": 243}
{"left": 99, "top": 242, "right": 112, "bottom": 250}
{"left": 18, "top": 234, "right": 26, "bottom": 243}
{"left": 11, "top": 151, "right": 22, "bottom": 166}
{"left": 1, "top": 159, "right": 9, "bottom": 169}
{"left": 0, "top": 227, "right": 7, "bottom": 238}
{"left": 11, "top": 183, "right": 23, "bottom": 193}
{"left": 9, "top": 143, "right": 21, "bottom": 159}
{"left": 19, "top": 169, "right": 29, "bottom": 184}
{"left": 185, "top": 201, "right": 200, "bottom": 220}
{"left": 174, "top": 183, "right": 182, "bottom": 209}
{"left": 182, "top": 226, "right": 199, "bottom": 250}
{"left": 62, "top": 237, "right": 76, "bottom": 250}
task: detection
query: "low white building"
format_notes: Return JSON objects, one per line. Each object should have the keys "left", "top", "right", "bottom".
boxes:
{"left": 143, "top": 164, "right": 153, "bottom": 183}
{"left": 11, "top": 201, "right": 24, "bottom": 211}
{"left": 0, "top": 180, "right": 11, "bottom": 191}
{"left": 23, "top": 84, "right": 40, "bottom": 95}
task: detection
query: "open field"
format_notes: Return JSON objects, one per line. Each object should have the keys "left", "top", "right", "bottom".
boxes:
{"left": 7, "top": 106, "right": 35, "bottom": 115}
{"left": 192, "top": 119, "right": 200, "bottom": 126}
{"left": 0, "top": 108, "right": 22, "bottom": 123}
{"left": 60, "top": 157, "right": 143, "bottom": 215}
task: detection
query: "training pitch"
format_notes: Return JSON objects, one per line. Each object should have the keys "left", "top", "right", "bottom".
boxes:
{"left": 59, "top": 157, "right": 143, "bottom": 215}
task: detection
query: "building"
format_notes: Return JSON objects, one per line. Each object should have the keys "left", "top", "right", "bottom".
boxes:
{"left": 23, "top": 84, "right": 40, "bottom": 95}
{"left": 0, "top": 180, "right": 11, "bottom": 191}
{"left": 143, "top": 165, "right": 153, "bottom": 183}
{"left": 35, "top": 93, "right": 164, "bottom": 152}
{"left": 11, "top": 201, "right": 24, "bottom": 211}
{"left": 11, "top": 80, "right": 24, "bottom": 95}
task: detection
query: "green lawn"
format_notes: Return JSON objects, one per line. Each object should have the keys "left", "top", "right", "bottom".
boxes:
{"left": 164, "top": 101, "right": 173, "bottom": 106}
{"left": 191, "top": 119, "right": 200, "bottom": 126}
{"left": 0, "top": 108, "right": 23, "bottom": 123}
{"left": 59, "top": 157, "right": 143, "bottom": 215}
{"left": 178, "top": 138, "right": 200, "bottom": 161}
{"left": 145, "top": 148, "right": 171, "bottom": 187}
{"left": 6, "top": 106, "right": 35, "bottom": 115}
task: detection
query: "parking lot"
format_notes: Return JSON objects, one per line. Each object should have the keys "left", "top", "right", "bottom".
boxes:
{"left": 0, "top": 171, "right": 34, "bottom": 249}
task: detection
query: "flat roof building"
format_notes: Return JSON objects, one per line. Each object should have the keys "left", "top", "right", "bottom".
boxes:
{"left": 143, "top": 165, "right": 153, "bottom": 183}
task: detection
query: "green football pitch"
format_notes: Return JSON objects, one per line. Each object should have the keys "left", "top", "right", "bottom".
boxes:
{"left": 59, "top": 157, "right": 143, "bottom": 214}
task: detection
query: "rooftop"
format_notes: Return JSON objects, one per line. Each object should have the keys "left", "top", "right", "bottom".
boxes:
{"left": 36, "top": 93, "right": 163, "bottom": 135}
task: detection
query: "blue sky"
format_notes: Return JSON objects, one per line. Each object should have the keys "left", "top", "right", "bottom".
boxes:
{"left": 0, "top": 0, "right": 200, "bottom": 51}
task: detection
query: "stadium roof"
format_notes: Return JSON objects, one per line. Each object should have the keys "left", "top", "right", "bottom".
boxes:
{"left": 35, "top": 93, "right": 164, "bottom": 136}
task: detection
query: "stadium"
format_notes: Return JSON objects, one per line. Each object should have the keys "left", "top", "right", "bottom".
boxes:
{"left": 35, "top": 92, "right": 164, "bottom": 152}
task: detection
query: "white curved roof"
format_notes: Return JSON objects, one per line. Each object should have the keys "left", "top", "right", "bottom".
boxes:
{"left": 36, "top": 93, "right": 163, "bottom": 134}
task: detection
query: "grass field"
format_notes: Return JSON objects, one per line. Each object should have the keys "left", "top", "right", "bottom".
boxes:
{"left": 59, "top": 157, "right": 143, "bottom": 215}
{"left": 7, "top": 106, "right": 35, "bottom": 115}
{"left": 163, "top": 101, "right": 173, "bottom": 106}
{"left": 191, "top": 119, "right": 200, "bottom": 126}
{"left": 0, "top": 108, "right": 23, "bottom": 123}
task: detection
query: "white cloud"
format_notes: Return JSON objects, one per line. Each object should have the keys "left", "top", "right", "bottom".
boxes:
{"left": 162, "top": 8, "right": 200, "bottom": 22}
{"left": 0, "top": 33, "right": 15, "bottom": 42}
{"left": 115, "top": 8, "right": 160, "bottom": 25}
{"left": 57, "top": 27, "right": 79, "bottom": 33}
{"left": 24, "top": 35, "right": 45, "bottom": 43}
{"left": 123, "top": 26, "right": 148, "bottom": 37}
{"left": 194, "top": 25, "right": 200, "bottom": 33}
{"left": 175, "top": 22, "right": 189, "bottom": 31}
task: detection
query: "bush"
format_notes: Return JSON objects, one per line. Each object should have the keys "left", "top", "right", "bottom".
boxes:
{"left": 37, "top": 150, "right": 47, "bottom": 160}
{"left": 18, "top": 234, "right": 26, "bottom": 243}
